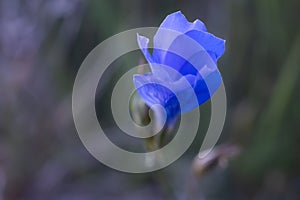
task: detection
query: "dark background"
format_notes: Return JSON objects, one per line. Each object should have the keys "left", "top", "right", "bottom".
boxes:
{"left": 1, "top": 0, "right": 300, "bottom": 199}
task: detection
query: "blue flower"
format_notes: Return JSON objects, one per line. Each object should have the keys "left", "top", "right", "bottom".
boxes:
{"left": 133, "top": 11, "right": 225, "bottom": 119}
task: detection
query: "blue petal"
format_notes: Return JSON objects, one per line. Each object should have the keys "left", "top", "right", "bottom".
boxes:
{"left": 133, "top": 73, "right": 199, "bottom": 115}
{"left": 133, "top": 68, "right": 222, "bottom": 116}
{"left": 136, "top": 33, "right": 154, "bottom": 64}
{"left": 137, "top": 34, "right": 174, "bottom": 80}
{"left": 159, "top": 11, "right": 207, "bottom": 33}
{"left": 152, "top": 11, "right": 208, "bottom": 64}
{"left": 193, "top": 67, "right": 222, "bottom": 106}
{"left": 185, "top": 30, "right": 225, "bottom": 61}
{"left": 151, "top": 12, "right": 225, "bottom": 76}
{"left": 153, "top": 30, "right": 225, "bottom": 74}
{"left": 133, "top": 73, "right": 173, "bottom": 106}
{"left": 137, "top": 34, "right": 182, "bottom": 81}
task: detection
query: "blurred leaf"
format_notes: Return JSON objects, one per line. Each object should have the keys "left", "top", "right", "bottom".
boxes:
{"left": 239, "top": 33, "right": 300, "bottom": 177}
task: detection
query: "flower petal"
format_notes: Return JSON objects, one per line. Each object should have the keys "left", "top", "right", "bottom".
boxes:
{"left": 133, "top": 73, "right": 176, "bottom": 116}
{"left": 153, "top": 30, "right": 225, "bottom": 74}
{"left": 133, "top": 72, "right": 204, "bottom": 116}
{"left": 136, "top": 33, "right": 154, "bottom": 64}
{"left": 152, "top": 11, "right": 208, "bottom": 64}
{"left": 137, "top": 34, "right": 176, "bottom": 80}
{"left": 185, "top": 30, "right": 225, "bottom": 61}
{"left": 159, "top": 11, "right": 207, "bottom": 33}
{"left": 152, "top": 11, "right": 224, "bottom": 71}
{"left": 193, "top": 66, "right": 222, "bottom": 106}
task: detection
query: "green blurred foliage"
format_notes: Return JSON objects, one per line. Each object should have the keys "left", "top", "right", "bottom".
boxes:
{"left": 1, "top": 0, "right": 300, "bottom": 199}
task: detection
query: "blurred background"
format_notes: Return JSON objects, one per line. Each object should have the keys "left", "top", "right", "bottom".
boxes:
{"left": 1, "top": 0, "right": 300, "bottom": 199}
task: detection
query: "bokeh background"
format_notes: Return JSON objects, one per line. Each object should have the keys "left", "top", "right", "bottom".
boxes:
{"left": 1, "top": 0, "right": 300, "bottom": 199}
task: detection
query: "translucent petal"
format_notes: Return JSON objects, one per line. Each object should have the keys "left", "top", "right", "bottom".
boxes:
{"left": 185, "top": 30, "right": 225, "bottom": 61}
{"left": 133, "top": 73, "right": 198, "bottom": 115}
{"left": 136, "top": 33, "right": 154, "bottom": 64}
{"left": 159, "top": 11, "right": 207, "bottom": 34}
